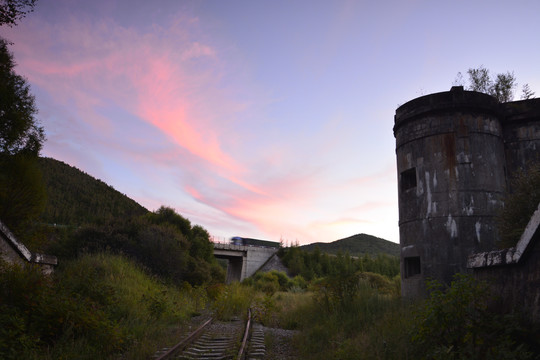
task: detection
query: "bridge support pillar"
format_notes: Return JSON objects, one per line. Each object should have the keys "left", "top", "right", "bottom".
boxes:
{"left": 213, "top": 243, "right": 278, "bottom": 283}
{"left": 225, "top": 255, "right": 245, "bottom": 284}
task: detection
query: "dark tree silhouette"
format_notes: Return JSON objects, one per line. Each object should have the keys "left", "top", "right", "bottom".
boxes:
{"left": 0, "top": 37, "right": 45, "bottom": 232}
{"left": 454, "top": 66, "right": 519, "bottom": 103}
{"left": 0, "top": 0, "right": 37, "bottom": 27}
{"left": 0, "top": 38, "right": 44, "bottom": 156}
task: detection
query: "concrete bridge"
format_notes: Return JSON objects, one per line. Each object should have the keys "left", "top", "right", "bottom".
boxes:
{"left": 213, "top": 243, "right": 279, "bottom": 283}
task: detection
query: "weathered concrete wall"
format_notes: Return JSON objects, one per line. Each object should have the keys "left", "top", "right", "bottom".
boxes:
{"left": 501, "top": 98, "right": 540, "bottom": 181}
{"left": 214, "top": 244, "right": 247, "bottom": 283}
{"left": 244, "top": 246, "right": 279, "bottom": 279}
{"left": 394, "top": 87, "right": 505, "bottom": 298}
{"left": 226, "top": 256, "right": 245, "bottom": 284}
{"left": 257, "top": 253, "right": 290, "bottom": 275}
{"left": 0, "top": 219, "right": 57, "bottom": 274}
{"left": 395, "top": 88, "right": 540, "bottom": 300}
{"left": 0, "top": 232, "right": 27, "bottom": 266}
{"left": 213, "top": 243, "right": 278, "bottom": 283}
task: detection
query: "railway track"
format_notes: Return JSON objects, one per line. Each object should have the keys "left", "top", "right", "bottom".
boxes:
{"left": 152, "top": 309, "right": 265, "bottom": 360}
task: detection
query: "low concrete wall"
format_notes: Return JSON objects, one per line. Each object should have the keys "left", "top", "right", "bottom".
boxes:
{"left": 468, "top": 203, "right": 540, "bottom": 321}
{"left": 0, "top": 220, "right": 57, "bottom": 274}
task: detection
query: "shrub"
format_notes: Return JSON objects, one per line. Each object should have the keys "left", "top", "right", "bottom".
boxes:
{"left": 0, "top": 155, "right": 46, "bottom": 234}
{"left": 291, "top": 275, "right": 307, "bottom": 290}
{"left": 0, "top": 258, "right": 125, "bottom": 358}
{"left": 412, "top": 274, "right": 535, "bottom": 359}
{"left": 61, "top": 212, "right": 224, "bottom": 286}
{"left": 212, "top": 283, "right": 253, "bottom": 321}
{"left": 498, "top": 162, "right": 540, "bottom": 248}
{"left": 0, "top": 260, "right": 43, "bottom": 358}
{"left": 0, "top": 253, "right": 208, "bottom": 359}
{"left": 254, "top": 272, "right": 280, "bottom": 295}
{"left": 251, "top": 294, "right": 276, "bottom": 325}
{"left": 251, "top": 271, "right": 292, "bottom": 294}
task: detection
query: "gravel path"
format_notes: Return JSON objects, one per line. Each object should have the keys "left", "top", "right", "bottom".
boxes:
{"left": 262, "top": 325, "right": 300, "bottom": 360}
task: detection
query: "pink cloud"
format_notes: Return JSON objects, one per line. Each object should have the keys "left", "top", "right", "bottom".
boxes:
{"left": 6, "top": 14, "right": 246, "bottom": 176}
{"left": 2, "top": 6, "right": 401, "bottom": 245}
{"left": 185, "top": 185, "right": 202, "bottom": 200}
{"left": 181, "top": 42, "right": 216, "bottom": 60}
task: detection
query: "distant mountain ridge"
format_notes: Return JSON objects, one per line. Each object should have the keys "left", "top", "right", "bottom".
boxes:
{"left": 36, "top": 158, "right": 399, "bottom": 260}
{"left": 38, "top": 157, "right": 148, "bottom": 226}
{"left": 301, "top": 233, "right": 399, "bottom": 257}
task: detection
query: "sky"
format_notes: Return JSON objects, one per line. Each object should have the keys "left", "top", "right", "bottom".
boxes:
{"left": 2, "top": 0, "right": 540, "bottom": 245}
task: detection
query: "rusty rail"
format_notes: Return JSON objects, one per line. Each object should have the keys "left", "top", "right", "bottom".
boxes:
{"left": 154, "top": 317, "right": 213, "bottom": 360}
{"left": 237, "top": 308, "right": 252, "bottom": 360}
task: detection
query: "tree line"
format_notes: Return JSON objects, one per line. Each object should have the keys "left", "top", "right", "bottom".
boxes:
{"left": 278, "top": 245, "right": 400, "bottom": 281}
{"left": 453, "top": 66, "right": 535, "bottom": 102}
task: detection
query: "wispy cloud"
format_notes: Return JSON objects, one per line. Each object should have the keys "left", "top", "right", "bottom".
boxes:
{"left": 6, "top": 14, "right": 242, "bottom": 171}
{"left": 2, "top": 3, "right": 401, "bottom": 244}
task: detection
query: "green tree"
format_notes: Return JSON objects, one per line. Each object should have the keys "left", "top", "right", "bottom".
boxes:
{"left": 498, "top": 162, "right": 540, "bottom": 248}
{"left": 0, "top": 154, "right": 46, "bottom": 232}
{"left": 492, "top": 71, "right": 517, "bottom": 103}
{"left": 0, "top": 38, "right": 45, "bottom": 232}
{"left": 521, "top": 84, "right": 535, "bottom": 100}
{"left": 454, "top": 66, "right": 519, "bottom": 103}
{"left": 190, "top": 225, "right": 214, "bottom": 261}
{"left": 0, "top": 38, "right": 44, "bottom": 156}
{"left": 65, "top": 209, "right": 225, "bottom": 286}
{"left": 412, "top": 274, "right": 534, "bottom": 359}
{"left": 465, "top": 67, "right": 492, "bottom": 94}
{"left": 0, "top": 0, "right": 37, "bottom": 27}
{"left": 146, "top": 206, "right": 192, "bottom": 236}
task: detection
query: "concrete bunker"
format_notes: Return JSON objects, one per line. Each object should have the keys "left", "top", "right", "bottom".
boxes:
{"left": 394, "top": 87, "right": 540, "bottom": 298}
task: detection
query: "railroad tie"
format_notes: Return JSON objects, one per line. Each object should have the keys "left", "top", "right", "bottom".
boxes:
{"left": 246, "top": 323, "right": 266, "bottom": 359}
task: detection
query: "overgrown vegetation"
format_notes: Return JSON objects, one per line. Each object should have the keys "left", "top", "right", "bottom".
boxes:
{"left": 267, "top": 272, "right": 539, "bottom": 360}
{"left": 46, "top": 206, "right": 225, "bottom": 286}
{"left": 0, "top": 36, "right": 46, "bottom": 235}
{"left": 498, "top": 162, "right": 540, "bottom": 248}
{"left": 300, "top": 233, "right": 400, "bottom": 257}
{"left": 211, "top": 282, "right": 254, "bottom": 321}
{"left": 0, "top": 154, "right": 46, "bottom": 235}
{"left": 1, "top": 150, "right": 224, "bottom": 358}
{"left": 279, "top": 245, "right": 399, "bottom": 281}
{"left": 0, "top": 202, "right": 225, "bottom": 359}
{"left": 0, "top": 254, "right": 208, "bottom": 359}
{"left": 37, "top": 157, "right": 148, "bottom": 227}
{"left": 412, "top": 274, "right": 537, "bottom": 360}
{"left": 2, "top": 14, "right": 539, "bottom": 358}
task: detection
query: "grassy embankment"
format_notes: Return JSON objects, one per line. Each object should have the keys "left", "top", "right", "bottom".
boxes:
{"left": 4, "top": 243, "right": 539, "bottom": 359}
{"left": 244, "top": 246, "right": 540, "bottom": 360}
{"left": 261, "top": 274, "right": 540, "bottom": 360}
{"left": 1, "top": 253, "right": 208, "bottom": 359}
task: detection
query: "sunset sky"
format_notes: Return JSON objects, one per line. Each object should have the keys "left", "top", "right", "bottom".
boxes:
{"left": 2, "top": 0, "right": 539, "bottom": 245}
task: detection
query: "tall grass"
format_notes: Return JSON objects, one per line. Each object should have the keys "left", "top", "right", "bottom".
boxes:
{"left": 271, "top": 273, "right": 539, "bottom": 360}
{"left": 0, "top": 253, "right": 209, "bottom": 359}
{"left": 245, "top": 270, "right": 407, "bottom": 359}
{"left": 212, "top": 282, "right": 254, "bottom": 321}
{"left": 289, "top": 286, "right": 406, "bottom": 359}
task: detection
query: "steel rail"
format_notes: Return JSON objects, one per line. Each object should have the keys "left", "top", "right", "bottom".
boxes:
{"left": 154, "top": 317, "right": 213, "bottom": 360}
{"left": 237, "top": 308, "right": 252, "bottom": 360}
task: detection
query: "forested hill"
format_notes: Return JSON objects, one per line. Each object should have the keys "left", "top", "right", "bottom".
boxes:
{"left": 38, "top": 157, "right": 149, "bottom": 226}
{"left": 300, "top": 233, "right": 399, "bottom": 257}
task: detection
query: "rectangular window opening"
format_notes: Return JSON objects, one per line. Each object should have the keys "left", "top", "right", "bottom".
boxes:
{"left": 401, "top": 168, "right": 417, "bottom": 192}
{"left": 404, "top": 256, "right": 421, "bottom": 278}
